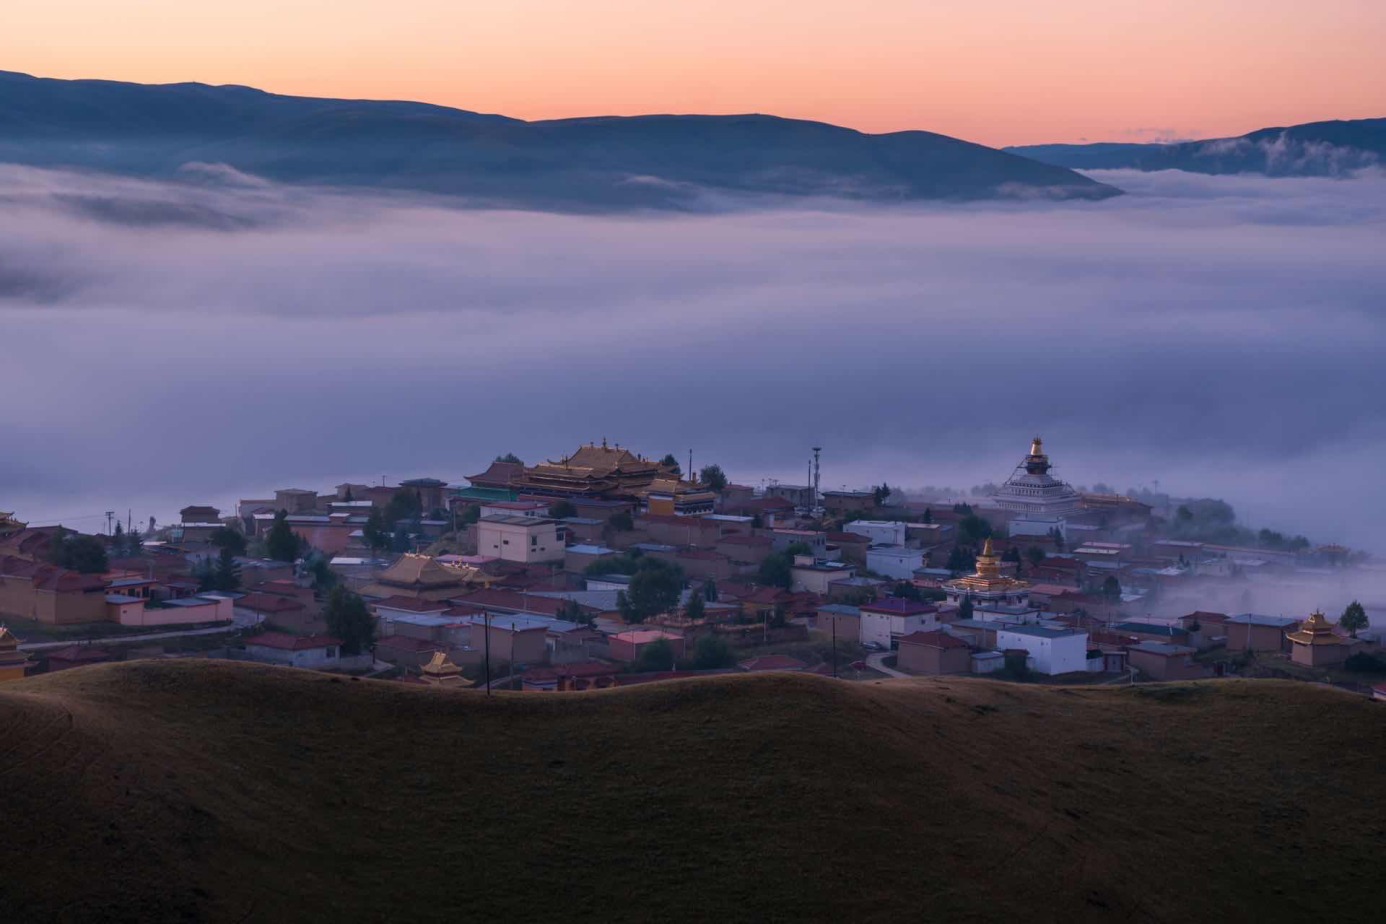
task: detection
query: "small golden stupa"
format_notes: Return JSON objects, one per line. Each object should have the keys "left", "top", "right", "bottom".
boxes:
{"left": 420, "top": 650, "right": 473, "bottom": 689}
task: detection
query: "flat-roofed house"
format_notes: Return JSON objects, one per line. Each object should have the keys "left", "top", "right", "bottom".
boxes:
{"left": 897, "top": 630, "right": 971, "bottom": 675}
{"left": 1226, "top": 613, "right": 1298, "bottom": 653}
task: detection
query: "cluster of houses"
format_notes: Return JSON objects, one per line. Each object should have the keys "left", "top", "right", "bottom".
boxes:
{"left": 1, "top": 438, "right": 1381, "bottom": 694}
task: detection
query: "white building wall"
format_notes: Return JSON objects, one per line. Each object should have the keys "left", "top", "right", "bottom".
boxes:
{"left": 844, "top": 521, "right": 908, "bottom": 547}
{"left": 478, "top": 520, "right": 564, "bottom": 563}
{"left": 866, "top": 546, "right": 925, "bottom": 580}
{"left": 995, "top": 629, "right": 1089, "bottom": 675}
{"left": 859, "top": 611, "right": 934, "bottom": 648}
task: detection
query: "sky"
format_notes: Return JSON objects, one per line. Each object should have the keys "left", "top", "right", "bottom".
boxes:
{"left": 2, "top": 164, "right": 1385, "bottom": 557}
{"left": 4, "top": 1, "right": 1385, "bottom": 146}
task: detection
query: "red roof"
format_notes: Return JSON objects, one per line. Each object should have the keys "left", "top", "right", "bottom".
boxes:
{"left": 522, "top": 660, "right": 620, "bottom": 682}
{"left": 450, "top": 589, "right": 594, "bottom": 617}
{"left": 244, "top": 632, "right": 341, "bottom": 651}
{"left": 237, "top": 592, "right": 306, "bottom": 613}
{"left": 898, "top": 630, "right": 968, "bottom": 650}
{"left": 375, "top": 635, "right": 442, "bottom": 652}
{"left": 827, "top": 532, "right": 871, "bottom": 543}
{"left": 861, "top": 598, "right": 938, "bottom": 617}
{"left": 738, "top": 655, "right": 807, "bottom": 672}
{"left": 372, "top": 596, "right": 449, "bottom": 613}
{"left": 719, "top": 535, "right": 773, "bottom": 547}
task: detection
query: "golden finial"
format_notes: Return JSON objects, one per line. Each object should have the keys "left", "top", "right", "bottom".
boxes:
{"left": 1030, "top": 436, "right": 1043, "bottom": 456}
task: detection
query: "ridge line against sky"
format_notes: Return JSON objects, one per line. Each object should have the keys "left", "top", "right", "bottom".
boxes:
{"left": 5, "top": 0, "right": 1385, "bottom": 147}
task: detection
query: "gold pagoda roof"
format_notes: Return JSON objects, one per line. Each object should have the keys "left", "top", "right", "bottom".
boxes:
{"left": 422, "top": 650, "right": 461, "bottom": 677}
{"left": 947, "top": 539, "right": 1030, "bottom": 595}
{"left": 377, "top": 553, "right": 465, "bottom": 588}
{"left": 1287, "top": 611, "right": 1346, "bottom": 646}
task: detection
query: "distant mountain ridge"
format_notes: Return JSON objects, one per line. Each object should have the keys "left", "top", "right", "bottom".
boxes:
{"left": 0, "top": 70, "right": 1118, "bottom": 209}
{"left": 1009, "top": 118, "right": 1386, "bottom": 176}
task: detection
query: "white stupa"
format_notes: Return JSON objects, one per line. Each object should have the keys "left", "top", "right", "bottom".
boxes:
{"left": 992, "top": 437, "right": 1082, "bottom": 518}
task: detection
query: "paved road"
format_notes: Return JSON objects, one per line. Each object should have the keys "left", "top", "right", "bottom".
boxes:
{"left": 866, "top": 651, "right": 909, "bottom": 679}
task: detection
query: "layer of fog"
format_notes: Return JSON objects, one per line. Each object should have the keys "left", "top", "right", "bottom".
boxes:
{"left": 2, "top": 164, "right": 1385, "bottom": 559}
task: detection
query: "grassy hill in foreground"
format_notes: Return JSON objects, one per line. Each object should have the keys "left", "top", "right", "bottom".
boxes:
{"left": 1, "top": 661, "right": 1382, "bottom": 922}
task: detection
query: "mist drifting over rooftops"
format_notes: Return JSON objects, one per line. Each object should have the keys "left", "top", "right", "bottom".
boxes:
{"left": 1, "top": 164, "right": 1385, "bottom": 552}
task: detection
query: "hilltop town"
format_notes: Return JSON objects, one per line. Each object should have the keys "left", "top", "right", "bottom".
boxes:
{"left": 2, "top": 437, "right": 1383, "bottom": 698}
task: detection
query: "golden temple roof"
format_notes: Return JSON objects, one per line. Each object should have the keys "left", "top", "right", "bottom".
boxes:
{"left": 422, "top": 650, "right": 461, "bottom": 677}
{"left": 1288, "top": 611, "right": 1346, "bottom": 646}
{"left": 947, "top": 538, "right": 1030, "bottom": 595}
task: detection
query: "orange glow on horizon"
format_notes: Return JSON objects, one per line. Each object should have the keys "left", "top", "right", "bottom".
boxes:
{"left": 4, "top": 0, "right": 1384, "bottom": 147}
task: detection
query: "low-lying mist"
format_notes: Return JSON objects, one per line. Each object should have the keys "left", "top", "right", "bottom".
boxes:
{"left": 2, "top": 164, "right": 1384, "bottom": 553}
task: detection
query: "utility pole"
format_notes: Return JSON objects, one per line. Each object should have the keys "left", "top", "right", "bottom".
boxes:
{"left": 105, "top": 511, "right": 115, "bottom": 536}
{"left": 831, "top": 617, "right": 838, "bottom": 679}
{"left": 811, "top": 446, "right": 822, "bottom": 512}
{"left": 484, "top": 610, "right": 492, "bottom": 696}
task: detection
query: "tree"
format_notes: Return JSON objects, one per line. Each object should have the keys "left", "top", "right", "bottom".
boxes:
{"left": 548, "top": 500, "right": 578, "bottom": 519}
{"left": 1102, "top": 575, "right": 1122, "bottom": 601}
{"left": 304, "top": 552, "right": 338, "bottom": 596}
{"left": 124, "top": 526, "right": 143, "bottom": 556}
{"left": 659, "top": 453, "right": 682, "bottom": 476}
{"left": 1340, "top": 600, "right": 1369, "bottom": 638}
{"left": 958, "top": 514, "right": 993, "bottom": 546}
{"left": 921, "top": 508, "right": 933, "bottom": 524}
{"left": 769, "top": 604, "right": 788, "bottom": 628}
{"left": 893, "top": 581, "right": 922, "bottom": 601}
{"left": 784, "top": 540, "right": 813, "bottom": 558}
{"left": 1025, "top": 546, "right": 1046, "bottom": 567}
{"left": 384, "top": 488, "right": 422, "bottom": 526}
{"left": 211, "top": 527, "right": 248, "bottom": 557}
{"left": 51, "top": 532, "right": 109, "bottom": 574}
{"left": 621, "top": 559, "right": 684, "bottom": 623}
{"left": 872, "top": 483, "right": 892, "bottom": 507}
{"left": 945, "top": 546, "right": 974, "bottom": 575}
{"left": 495, "top": 453, "right": 524, "bottom": 465}
{"left": 703, "top": 580, "right": 718, "bottom": 603}
{"left": 265, "top": 510, "right": 302, "bottom": 563}
{"left": 958, "top": 596, "right": 974, "bottom": 621}
{"left": 699, "top": 464, "right": 728, "bottom": 492}
{"left": 691, "top": 634, "right": 735, "bottom": 669}
{"left": 324, "top": 587, "right": 376, "bottom": 656}
{"left": 362, "top": 508, "right": 390, "bottom": 552}
{"left": 757, "top": 551, "right": 794, "bottom": 590}
{"left": 557, "top": 598, "right": 593, "bottom": 626}
{"left": 685, "top": 588, "right": 706, "bottom": 621}
{"left": 636, "top": 638, "right": 676, "bottom": 673}
{"left": 213, "top": 547, "right": 242, "bottom": 592}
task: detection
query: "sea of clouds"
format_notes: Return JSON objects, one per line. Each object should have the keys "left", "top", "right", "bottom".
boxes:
{"left": 1, "top": 163, "right": 1384, "bottom": 554}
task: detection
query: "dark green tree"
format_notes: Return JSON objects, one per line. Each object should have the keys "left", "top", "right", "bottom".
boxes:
{"left": 958, "top": 596, "right": 975, "bottom": 621}
{"left": 211, "top": 527, "right": 248, "bottom": 557}
{"left": 362, "top": 508, "right": 390, "bottom": 552}
{"left": 52, "top": 532, "right": 109, "bottom": 574}
{"left": 685, "top": 588, "right": 706, "bottom": 621}
{"left": 757, "top": 551, "right": 794, "bottom": 590}
{"left": 324, "top": 587, "right": 376, "bottom": 656}
{"left": 703, "top": 579, "right": 718, "bottom": 603}
{"left": 557, "top": 598, "right": 593, "bottom": 626}
{"left": 265, "top": 510, "right": 302, "bottom": 563}
{"left": 691, "top": 634, "right": 735, "bottom": 669}
{"left": 958, "top": 514, "right": 994, "bottom": 545}
{"left": 213, "top": 547, "right": 242, "bottom": 592}
{"left": 1102, "top": 575, "right": 1122, "bottom": 601}
{"left": 872, "top": 483, "right": 892, "bottom": 506}
{"left": 384, "top": 489, "right": 423, "bottom": 526}
{"left": 921, "top": 508, "right": 933, "bottom": 524}
{"left": 1025, "top": 546, "right": 1046, "bottom": 567}
{"left": 659, "top": 453, "right": 682, "bottom": 476}
{"left": 945, "top": 546, "right": 974, "bottom": 575}
{"left": 495, "top": 453, "right": 524, "bottom": 465}
{"left": 622, "top": 559, "right": 684, "bottom": 623}
{"left": 1340, "top": 600, "right": 1369, "bottom": 638}
{"left": 699, "top": 464, "right": 728, "bottom": 492}
{"left": 636, "top": 638, "right": 676, "bottom": 672}
{"left": 549, "top": 500, "right": 578, "bottom": 519}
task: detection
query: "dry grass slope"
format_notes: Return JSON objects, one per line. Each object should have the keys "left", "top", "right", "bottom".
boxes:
{"left": 1, "top": 661, "right": 1383, "bottom": 922}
